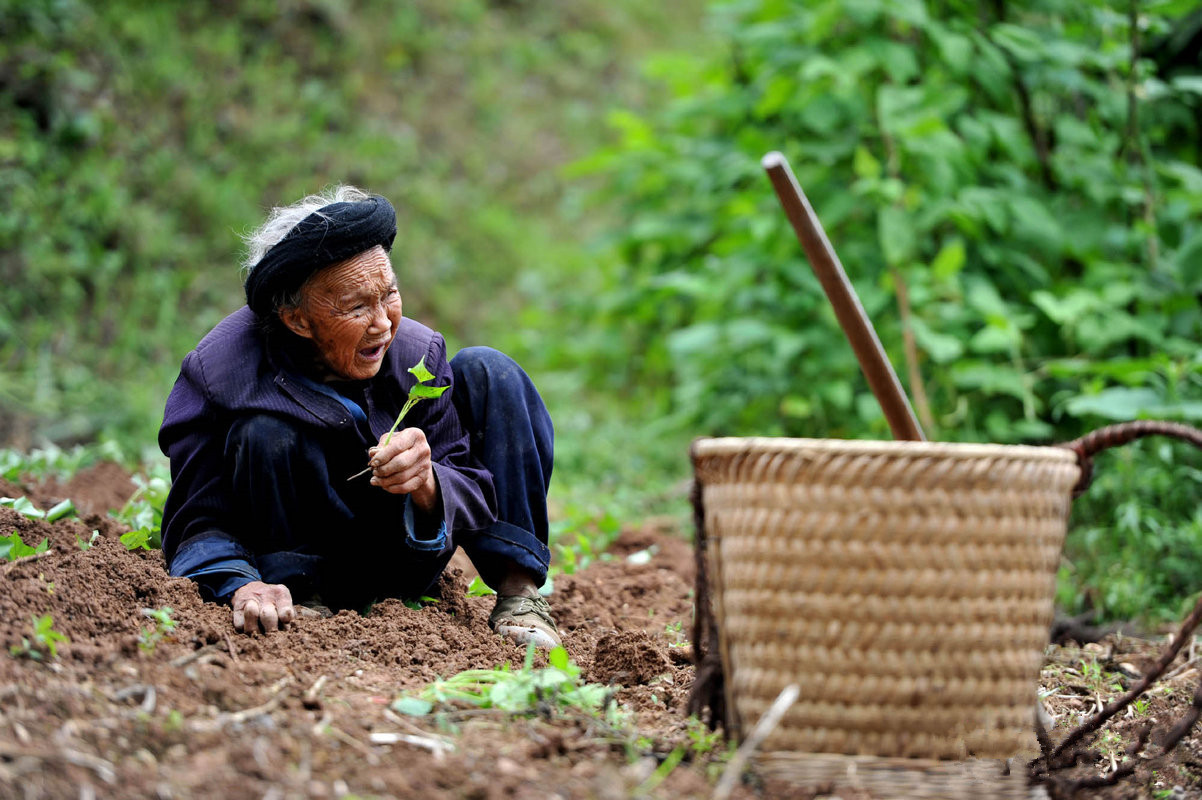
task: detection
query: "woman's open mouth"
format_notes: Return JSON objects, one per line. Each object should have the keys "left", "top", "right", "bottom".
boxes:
{"left": 359, "top": 342, "right": 387, "bottom": 361}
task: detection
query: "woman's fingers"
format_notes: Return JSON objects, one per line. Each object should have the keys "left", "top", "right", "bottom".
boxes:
{"left": 231, "top": 581, "right": 295, "bottom": 635}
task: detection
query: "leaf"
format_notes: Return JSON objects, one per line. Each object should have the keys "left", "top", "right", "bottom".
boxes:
{"left": 1171, "top": 76, "right": 1202, "bottom": 96}
{"left": 1064, "top": 387, "right": 1164, "bottom": 421}
{"left": 1, "top": 530, "right": 48, "bottom": 561}
{"left": 120, "top": 529, "right": 153, "bottom": 551}
{"left": 878, "top": 206, "right": 916, "bottom": 267}
{"left": 408, "top": 384, "right": 450, "bottom": 400}
{"left": 909, "top": 317, "right": 964, "bottom": 363}
{"left": 853, "top": 145, "right": 881, "bottom": 180}
{"left": 1, "top": 496, "right": 45, "bottom": 519}
{"left": 929, "top": 238, "right": 966, "bottom": 280}
{"left": 407, "top": 356, "right": 435, "bottom": 384}
{"left": 548, "top": 646, "right": 570, "bottom": 672}
{"left": 465, "top": 576, "right": 496, "bottom": 597}
{"left": 46, "top": 499, "right": 76, "bottom": 523}
{"left": 1031, "top": 289, "right": 1098, "bottom": 326}
{"left": 391, "top": 696, "right": 433, "bottom": 716}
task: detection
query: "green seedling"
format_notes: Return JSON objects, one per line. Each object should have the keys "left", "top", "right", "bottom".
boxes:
{"left": 113, "top": 472, "right": 169, "bottom": 551}
{"left": 138, "top": 607, "right": 176, "bottom": 653}
{"left": 348, "top": 356, "right": 449, "bottom": 481}
{"left": 0, "top": 530, "right": 49, "bottom": 561}
{"left": 402, "top": 595, "right": 440, "bottom": 610}
{"left": 121, "top": 529, "right": 154, "bottom": 551}
{"left": 9, "top": 614, "right": 69, "bottom": 660}
{"left": 1, "top": 496, "right": 44, "bottom": 519}
{"left": 392, "top": 645, "right": 611, "bottom": 717}
{"left": 0, "top": 496, "right": 74, "bottom": 522}
{"left": 76, "top": 530, "right": 100, "bottom": 550}
{"left": 466, "top": 576, "right": 496, "bottom": 597}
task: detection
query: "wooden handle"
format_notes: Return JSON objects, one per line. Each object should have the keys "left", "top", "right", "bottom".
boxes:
{"left": 762, "top": 151, "right": 926, "bottom": 442}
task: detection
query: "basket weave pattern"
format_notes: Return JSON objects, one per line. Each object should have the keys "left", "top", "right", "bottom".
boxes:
{"left": 693, "top": 438, "right": 1080, "bottom": 761}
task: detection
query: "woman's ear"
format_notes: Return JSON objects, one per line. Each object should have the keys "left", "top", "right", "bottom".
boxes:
{"left": 279, "top": 305, "right": 313, "bottom": 339}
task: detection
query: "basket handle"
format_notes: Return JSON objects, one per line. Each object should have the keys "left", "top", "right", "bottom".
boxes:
{"left": 1058, "top": 419, "right": 1202, "bottom": 496}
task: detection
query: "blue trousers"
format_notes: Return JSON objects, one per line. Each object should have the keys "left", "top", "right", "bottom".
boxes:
{"left": 224, "top": 347, "right": 553, "bottom": 610}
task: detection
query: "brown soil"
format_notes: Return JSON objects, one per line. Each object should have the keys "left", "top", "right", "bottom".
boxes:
{"left": 2, "top": 465, "right": 1200, "bottom": 799}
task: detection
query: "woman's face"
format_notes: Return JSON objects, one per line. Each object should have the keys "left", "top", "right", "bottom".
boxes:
{"left": 280, "top": 245, "right": 403, "bottom": 381}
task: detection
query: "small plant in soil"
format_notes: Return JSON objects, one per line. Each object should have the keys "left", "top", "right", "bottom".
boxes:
{"left": 0, "top": 530, "right": 49, "bottom": 561}
{"left": 393, "top": 645, "right": 611, "bottom": 718}
{"left": 76, "top": 530, "right": 100, "bottom": 550}
{"left": 348, "top": 356, "right": 449, "bottom": 480}
{"left": 114, "top": 472, "right": 169, "bottom": 550}
{"left": 138, "top": 607, "right": 177, "bottom": 653}
{"left": 9, "top": 614, "right": 68, "bottom": 660}
{"left": 0, "top": 496, "right": 75, "bottom": 522}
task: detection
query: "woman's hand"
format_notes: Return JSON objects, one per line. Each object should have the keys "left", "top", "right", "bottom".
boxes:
{"left": 232, "top": 581, "right": 294, "bottom": 634}
{"left": 368, "top": 427, "right": 438, "bottom": 511}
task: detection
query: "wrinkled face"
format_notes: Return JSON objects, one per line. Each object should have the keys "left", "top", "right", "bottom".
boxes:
{"left": 280, "top": 245, "right": 403, "bottom": 382}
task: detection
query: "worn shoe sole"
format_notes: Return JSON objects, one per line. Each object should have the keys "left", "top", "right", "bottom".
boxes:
{"left": 490, "top": 594, "right": 562, "bottom": 649}
{"left": 494, "top": 621, "right": 561, "bottom": 649}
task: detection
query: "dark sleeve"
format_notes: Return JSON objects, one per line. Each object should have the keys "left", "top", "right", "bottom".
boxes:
{"left": 158, "top": 350, "right": 261, "bottom": 603}
{"left": 414, "top": 334, "right": 497, "bottom": 552}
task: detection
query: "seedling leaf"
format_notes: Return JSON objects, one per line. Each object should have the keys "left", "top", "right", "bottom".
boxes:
{"left": 391, "top": 696, "right": 433, "bottom": 716}
{"left": 407, "top": 384, "right": 450, "bottom": 400}
{"left": 353, "top": 356, "right": 451, "bottom": 474}
{"left": 46, "top": 499, "right": 77, "bottom": 523}
{"left": 121, "top": 529, "right": 154, "bottom": 551}
{"left": 1, "top": 496, "right": 45, "bottom": 519}
{"left": 466, "top": 576, "right": 496, "bottom": 597}
{"left": 548, "top": 645, "right": 570, "bottom": 672}
{"left": 407, "top": 356, "right": 436, "bottom": 383}
{"left": 1, "top": 530, "right": 49, "bottom": 561}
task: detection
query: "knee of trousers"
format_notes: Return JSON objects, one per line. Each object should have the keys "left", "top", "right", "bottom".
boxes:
{"left": 451, "top": 346, "right": 522, "bottom": 384}
{"left": 226, "top": 414, "right": 308, "bottom": 471}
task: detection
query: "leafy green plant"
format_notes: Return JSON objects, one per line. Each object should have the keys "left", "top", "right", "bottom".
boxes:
{"left": 392, "top": 645, "right": 611, "bottom": 717}
{"left": 1057, "top": 439, "right": 1202, "bottom": 623}
{"left": 0, "top": 530, "right": 49, "bottom": 561}
{"left": 76, "top": 530, "right": 100, "bottom": 550}
{"left": 138, "top": 606, "right": 176, "bottom": 653}
{"left": 113, "top": 471, "right": 169, "bottom": 551}
{"left": 348, "top": 356, "right": 450, "bottom": 480}
{"left": 385, "top": 357, "right": 450, "bottom": 444}
{"left": 9, "top": 614, "right": 69, "bottom": 660}
{"left": 0, "top": 443, "right": 123, "bottom": 483}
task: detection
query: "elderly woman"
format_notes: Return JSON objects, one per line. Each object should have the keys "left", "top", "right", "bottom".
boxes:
{"left": 158, "top": 186, "right": 558, "bottom": 647}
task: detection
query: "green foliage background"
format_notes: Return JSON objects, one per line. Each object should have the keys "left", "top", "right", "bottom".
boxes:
{"left": 2, "top": 0, "right": 1201, "bottom": 623}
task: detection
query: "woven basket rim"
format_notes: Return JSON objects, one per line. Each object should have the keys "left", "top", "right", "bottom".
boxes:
{"left": 691, "top": 436, "right": 1077, "bottom": 464}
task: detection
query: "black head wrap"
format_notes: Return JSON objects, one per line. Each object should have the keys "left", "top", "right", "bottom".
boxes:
{"left": 244, "top": 195, "right": 397, "bottom": 317}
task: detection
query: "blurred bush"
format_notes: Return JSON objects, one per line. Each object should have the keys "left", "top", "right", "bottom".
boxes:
{"left": 0, "top": 0, "right": 699, "bottom": 456}
{"left": 563, "top": 0, "right": 1202, "bottom": 621}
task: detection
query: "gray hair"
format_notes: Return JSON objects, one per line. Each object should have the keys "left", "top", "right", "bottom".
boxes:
{"left": 241, "top": 184, "right": 373, "bottom": 277}
{"left": 242, "top": 184, "right": 373, "bottom": 318}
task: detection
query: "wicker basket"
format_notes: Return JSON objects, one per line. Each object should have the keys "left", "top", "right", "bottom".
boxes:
{"left": 692, "top": 437, "right": 1079, "bottom": 772}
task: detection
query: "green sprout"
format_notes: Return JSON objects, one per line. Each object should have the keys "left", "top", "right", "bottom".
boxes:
{"left": 9, "top": 614, "right": 69, "bottom": 660}
{"left": 138, "top": 607, "right": 176, "bottom": 653}
{"left": 392, "top": 645, "right": 611, "bottom": 718}
{"left": 0, "top": 530, "right": 49, "bottom": 561}
{"left": 384, "top": 356, "right": 450, "bottom": 445}
{"left": 348, "top": 356, "right": 449, "bottom": 480}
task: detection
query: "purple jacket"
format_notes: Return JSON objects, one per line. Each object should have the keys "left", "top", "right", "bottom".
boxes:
{"left": 158, "top": 306, "right": 496, "bottom": 600}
